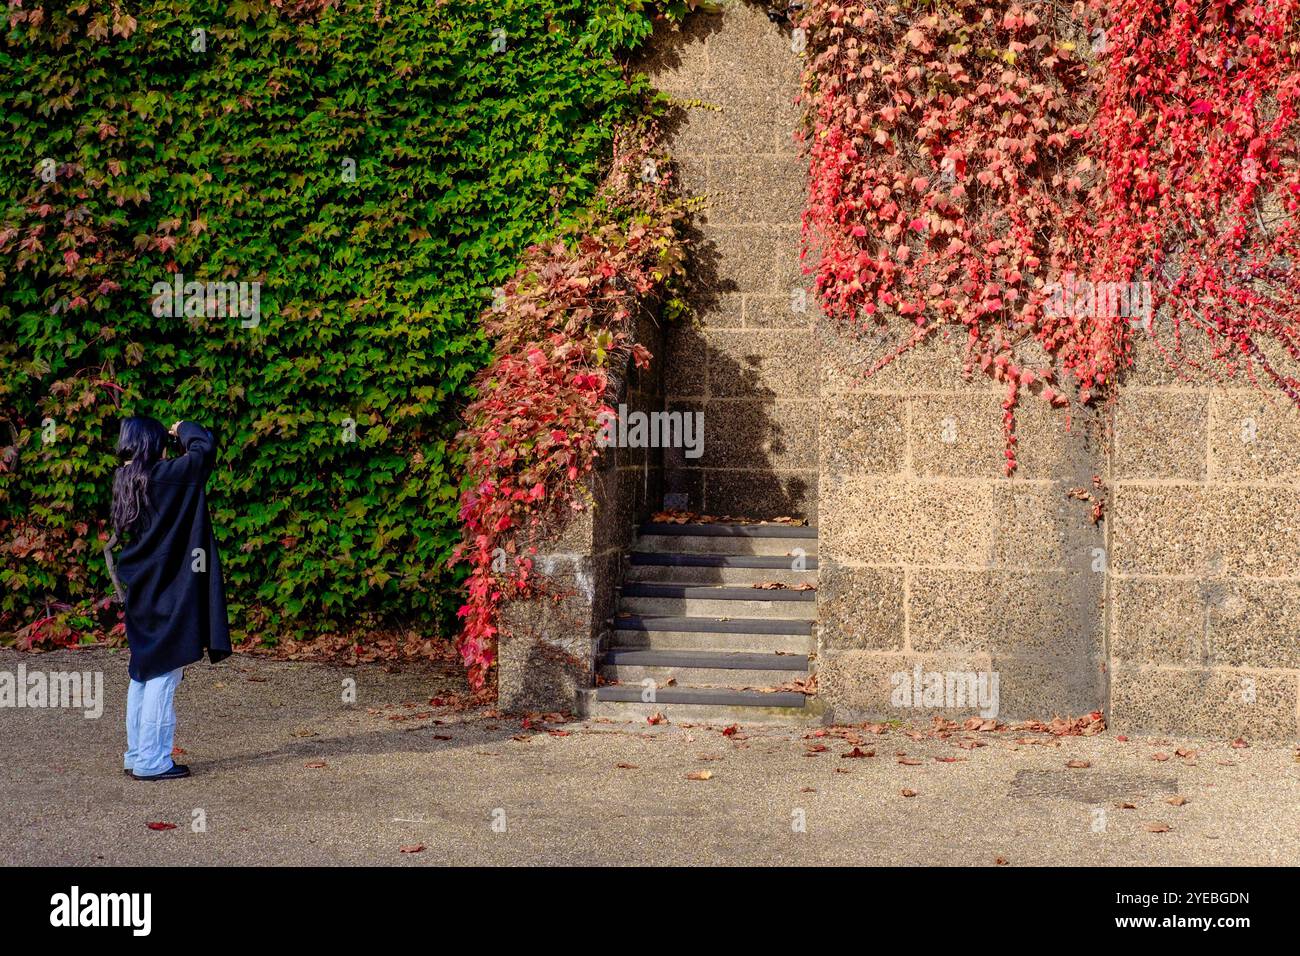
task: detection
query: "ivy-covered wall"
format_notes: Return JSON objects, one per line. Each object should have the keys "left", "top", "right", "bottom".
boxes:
{"left": 0, "top": 0, "right": 670, "bottom": 647}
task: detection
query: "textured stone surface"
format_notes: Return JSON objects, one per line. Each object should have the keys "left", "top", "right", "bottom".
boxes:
{"left": 694, "top": 397, "right": 818, "bottom": 471}
{"left": 1109, "top": 665, "right": 1298, "bottom": 738}
{"left": 818, "top": 394, "right": 906, "bottom": 478}
{"left": 821, "top": 477, "right": 994, "bottom": 566}
{"left": 1110, "top": 484, "right": 1207, "bottom": 575}
{"left": 989, "top": 483, "right": 1105, "bottom": 571}
{"left": 1113, "top": 388, "right": 1209, "bottom": 481}
{"left": 816, "top": 564, "right": 905, "bottom": 652}
{"left": 1202, "top": 486, "right": 1300, "bottom": 577}
{"left": 816, "top": 651, "right": 994, "bottom": 720}
{"left": 909, "top": 568, "right": 1104, "bottom": 658}
{"left": 1111, "top": 578, "right": 1204, "bottom": 666}
{"left": 1208, "top": 390, "right": 1300, "bottom": 482}
{"left": 991, "top": 653, "right": 1107, "bottom": 721}
{"left": 649, "top": 4, "right": 815, "bottom": 521}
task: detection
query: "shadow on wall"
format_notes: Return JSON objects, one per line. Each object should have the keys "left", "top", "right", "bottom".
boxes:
{"left": 663, "top": 223, "right": 812, "bottom": 520}
{"left": 638, "top": 7, "right": 815, "bottom": 522}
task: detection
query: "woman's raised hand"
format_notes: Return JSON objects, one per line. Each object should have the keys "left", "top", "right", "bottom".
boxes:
{"left": 169, "top": 421, "right": 182, "bottom": 436}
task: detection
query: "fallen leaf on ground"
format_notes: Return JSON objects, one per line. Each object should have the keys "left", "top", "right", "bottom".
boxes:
{"left": 146, "top": 822, "right": 176, "bottom": 831}
{"left": 995, "top": 856, "right": 1008, "bottom": 866}
{"left": 399, "top": 844, "right": 425, "bottom": 854}
{"left": 1144, "top": 821, "right": 1172, "bottom": 833}
{"left": 616, "top": 762, "right": 638, "bottom": 769}
{"left": 843, "top": 747, "right": 873, "bottom": 759}
{"left": 1066, "top": 759, "right": 1091, "bottom": 768}
{"left": 898, "top": 757, "right": 923, "bottom": 766}
{"left": 685, "top": 770, "right": 713, "bottom": 781}
{"left": 900, "top": 789, "right": 917, "bottom": 797}
{"left": 1151, "top": 752, "right": 1170, "bottom": 762}
{"left": 1166, "top": 795, "right": 1188, "bottom": 806}
{"left": 647, "top": 712, "right": 666, "bottom": 725}
{"left": 304, "top": 760, "right": 328, "bottom": 769}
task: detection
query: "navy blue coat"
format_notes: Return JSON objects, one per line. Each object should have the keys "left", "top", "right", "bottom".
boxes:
{"left": 118, "top": 422, "right": 232, "bottom": 682}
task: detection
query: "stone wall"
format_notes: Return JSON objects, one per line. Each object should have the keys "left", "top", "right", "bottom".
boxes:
{"left": 1107, "top": 335, "right": 1300, "bottom": 737}
{"left": 496, "top": 313, "right": 665, "bottom": 713}
{"left": 646, "top": 3, "right": 818, "bottom": 521}
{"left": 815, "top": 332, "right": 1110, "bottom": 723}
{"left": 497, "top": 2, "right": 1300, "bottom": 736}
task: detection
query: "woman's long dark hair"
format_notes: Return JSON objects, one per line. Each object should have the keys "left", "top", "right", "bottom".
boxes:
{"left": 112, "top": 416, "right": 167, "bottom": 533}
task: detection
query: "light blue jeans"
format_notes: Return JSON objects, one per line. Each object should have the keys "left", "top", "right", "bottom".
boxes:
{"left": 124, "top": 667, "right": 184, "bottom": 776}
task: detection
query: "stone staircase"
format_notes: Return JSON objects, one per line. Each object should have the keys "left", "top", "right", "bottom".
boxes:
{"left": 581, "top": 520, "right": 821, "bottom": 724}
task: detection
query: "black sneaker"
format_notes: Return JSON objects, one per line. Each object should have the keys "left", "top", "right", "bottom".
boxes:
{"left": 131, "top": 763, "right": 191, "bottom": 781}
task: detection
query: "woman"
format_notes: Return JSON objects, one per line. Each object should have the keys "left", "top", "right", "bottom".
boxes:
{"left": 112, "top": 416, "right": 231, "bottom": 780}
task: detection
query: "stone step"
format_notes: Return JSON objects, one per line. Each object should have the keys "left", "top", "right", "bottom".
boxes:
{"left": 598, "top": 648, "right": 809, "bottom": 687}
{"left": 592, "top": 683, "right": 808, "bottom": 707}
{"left": 636, "top": 525, "right": 818, "bottom": 557}
{"left": 580, "top": 688, "right": 821, "bottom": 726}
{"left": 618, "top": 582, "right": 817, "bottom": 620}
{"left": 626, "top": 552, "right": 818, "bottom": 585}
{"left": 610, "top": 615, "right": 815, "bottom": 654}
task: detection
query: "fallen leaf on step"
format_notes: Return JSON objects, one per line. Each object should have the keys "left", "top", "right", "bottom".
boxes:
{"left": 146, "top": 822, "right": 177, "bottom": 831}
